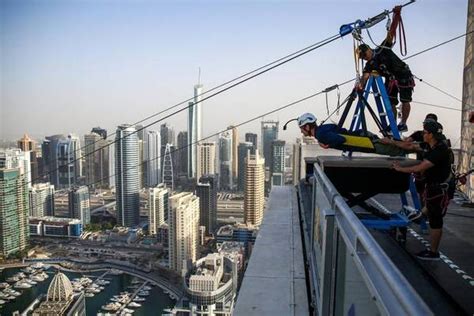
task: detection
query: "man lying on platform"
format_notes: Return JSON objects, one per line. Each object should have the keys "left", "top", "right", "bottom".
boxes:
{"left": 296, "top": 112, "right": 408, "bottom": 156}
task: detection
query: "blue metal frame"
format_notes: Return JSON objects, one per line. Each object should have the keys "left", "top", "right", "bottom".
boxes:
{"left": 346, "top": 74, "right": 425, "bottom": 230}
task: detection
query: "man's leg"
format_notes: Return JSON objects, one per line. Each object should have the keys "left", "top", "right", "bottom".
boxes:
{"left": 399, "top": 85, "right": 413, "bottom": 125}
{"left": 430, "top": 228, "right": 443, "bottom": 253}
{"left": 400, "top": 102, "right": 411, "bottom": 125}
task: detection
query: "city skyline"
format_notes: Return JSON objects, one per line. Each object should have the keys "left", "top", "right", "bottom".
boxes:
{"left": 1, "top": 1, "right": 469, "bottom": 146}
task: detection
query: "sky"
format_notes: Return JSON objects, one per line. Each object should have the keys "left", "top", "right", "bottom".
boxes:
{"left": 0, "top": 0, "right": 470, "bottom": 147}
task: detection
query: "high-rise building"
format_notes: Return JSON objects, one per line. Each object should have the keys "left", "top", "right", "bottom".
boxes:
{"left": 168, "top": 192, "right": 200, "bottom": 276}
{"left": 148, "top": 184, "right": 169, "bottom": 236}
{"left": 244, "top": 150, "right": 265, "bottom": 226}
{"left": 44, "top": 134, "right": 82, "bottom": 189}
{"left": 108, "top": 142, "right": 115, "bottom": 189}
{"left": 459, "top": 0, "right": 474, "bottom": 200}
{"left": 144, "top": 130, "right": 161, "bottom": 187}
{"left": 271, "top": 140, "right": 286, "bottom": 186}
{"left": 29, "top": 182, "right": 55, "bottom": 217}
{"left": 162, "top": 144, "right": 175, "bottom": 191}
{"left": 68, "top": 186, "right": 90, "bottom": 226}
{"left": 188, "top": 84, "right": 203, "bottom": 179}
{"left": 32, "top": 271, "right": 86, "bottom": 315}
{"left": 237, "top": 142, "right": 255, "bottom": 192}
{"left": 0, "top": 148, "right": 31, "bottom": 188}
{"left": 219, "top": 131, "right": 233, "bottom": 190}
{"left": 177, "top": 131, "right": 188, "bottom": 176}
{"left": 0, "top": 167, "right": 29, "bottom": 258}
{"left": 196, "top": 174, "right": 218, "bottom": 235}
{"left": 161, "top": 123, "right": 175, "bottom": 147}
{"left": 197, "top": 142, "right": 216, "bottom": 182}
{"left": 261, "top": 121, "right": 279, "bottom": 168}
{"left": 228, "top": 126, "right": 239, "bottom": 179}
{"left": 84, "top": 132, "right": 110, "bottom": 189}
{"left": 245, "top": 133, "right": 258, "bottom": 149}
{"left": 91, "top": 127, "right": 107, "bottom": 139}
{"left": 183, "top": 253, "right": 238, "bottom": 316}
{"left": 18, "top": 134, "right": 39, "bottom": 185}
{"left": 115, "top": 124, "right": 140, "bottom": 227}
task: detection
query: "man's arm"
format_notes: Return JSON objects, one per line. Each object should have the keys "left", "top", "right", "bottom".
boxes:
{"left": 379, "top": 137, "right": 422, "bottom": 152}
{"left": 393, "top": 160, "right": 434, "bottom": 173}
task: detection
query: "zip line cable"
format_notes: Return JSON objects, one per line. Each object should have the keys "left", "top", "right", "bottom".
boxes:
{"left": 26, "top": 33, "right": 342, "bottom": 189}
{"left": 7, "top": 27, "right": 474, "bottom": 195}
{"left": 24, "top": 78, "right": 355, "bottom": 212}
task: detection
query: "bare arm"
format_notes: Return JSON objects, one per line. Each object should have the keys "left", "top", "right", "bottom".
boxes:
{"left": 393, "top": 160, "right": 434, "bottom": 174}
{"left": 379, "top": 138, "right": 421, "bottom": 152}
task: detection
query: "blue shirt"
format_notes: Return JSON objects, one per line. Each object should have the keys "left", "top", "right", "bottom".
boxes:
{"left": 315, "top": 124, "right": 348, "bottom": 148}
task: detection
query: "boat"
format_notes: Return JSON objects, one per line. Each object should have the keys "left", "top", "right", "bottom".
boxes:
{"left": 142, "top": 286, "right": 152, "bottom": 291}
{"left": 7, "top": 296, "right": 16, "bottom": 300}
{"left": 14, "top": 281, "right": 32, "bottom": 289}
{"left": 128, "top": 302, "right": 141, "bottom": 308}
{"left": 0, "top": 300, "right": 5, "bottom": 304}
{"left": 133, "top": 296, "right": 145, "bottom": 302}
{"left": 137, "top": 291, "right": 149, "bottom": 296}
{"left": 25, "top": 279, "right": 38, "bottom": 285}
{"left": 11, "top": 290, "right": 21, "bottom": 296}
{"left": 6, "top": 276, "right": 20, "bottom": 283}
{"left": 21, "top": 266, "right": 35, "bottom": 274}
{"left": 85, "top": 292, "right": 95, "bottom": 298}
{"left": 0, "top": 283, "right": 10, "bottom": 289}
{"left": 31, "top": 275, "right": 45, "bottom": 282}
{"left": 102, "top": 302, "right": 122, "bottom": 311}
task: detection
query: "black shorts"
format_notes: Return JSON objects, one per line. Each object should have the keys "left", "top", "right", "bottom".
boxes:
{"left": 386, "top": 77, "right": 414, "bottom": 105}
{"left": 424, "top": 187, "right": 447, "bottom": 229}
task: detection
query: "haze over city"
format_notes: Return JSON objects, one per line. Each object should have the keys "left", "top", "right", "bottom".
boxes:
{"left": 1, "top": 0, "right": 468, "bottom": 144}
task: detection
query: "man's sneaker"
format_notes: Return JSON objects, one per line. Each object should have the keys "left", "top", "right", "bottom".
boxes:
{"left": 397, "top": 123, "right": 408, "bottom": 132}
{"left": 407, "top": 210, "right": 422, "bottom": 221}
{"left": 416, "top": 249, "right": 440, "bottom": 261}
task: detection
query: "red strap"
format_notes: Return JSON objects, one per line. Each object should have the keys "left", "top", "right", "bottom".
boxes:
{"left": 389, "top": 6, "right": 408, "bottom": 56}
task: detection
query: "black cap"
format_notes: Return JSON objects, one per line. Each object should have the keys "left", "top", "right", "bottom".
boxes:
{"left": 423, "top": 121, "right": 444, "bottom": 140}
{"left": 425, "top": 113, "right": 438, "bottom": 121}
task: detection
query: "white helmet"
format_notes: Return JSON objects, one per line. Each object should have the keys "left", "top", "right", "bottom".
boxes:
{"left": 297, "top": 113, "right": 317, "bottom": 128}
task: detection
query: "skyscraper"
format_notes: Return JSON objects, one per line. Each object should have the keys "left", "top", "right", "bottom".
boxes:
{"left": 29, "top": 182, "right": 55, "bottom": 217}
{"left": 84, "top": 131, "right": 110, "bottom": 189}
{"left": 196, "top": 174, "right": 218, "bottom": 235}
{"left": 18, "top": 134, "right": 39, "bottom": 184}
{"left": 237, "top": 142, "right": 255, "bottom": 192}
{"left": 44, "top": 134, "right": 82, "bottom": 189}
{"left": 68, "top": 186, "right": 90, "bottom": 226}
{"left": 271, "top": 140, "right": 286, "bottom": 186}
{"left": 459, "top": 0, "right": 474, "bottom": 200}
{"left": 244, "top": 150, "right": 265, "bottom": 226}
{"left": 108, "top": 142, "right": 115, "bottom": 189}
{"left": 148, "top": 184, "right": 169, "bottom": 236}
{"left": 91, "top": 127, "right": 107, "bottom": 139}
{"left": 0, "top": 148, "right": 31, "bottom": 188}
{"left": 162, "top": 143, "right": 175, "bottom": 191}
{"left": 168, "top": 192, "right": 200, "bottom": 276}
{"left": 144, "top": 130, "right": 161, "bottom": 187}
{"left": 161, "top": 123, "right": 175, "bottom": 147}
{"left": 197, "top": 142, "right": 216, "bottom": 182}
{"left": 219, "top": 131, "right": 233, "bottom": 190}
{"left": 188, "top": 84, "right": 203, "bottom": 179}
{"left": 177, "top": 131, "right": 188, "bottom": 176}
{"left": 261, "top": 121, "right": 279, "bottom": 168}
{"left": 0, "top": 166, "right": 29, "bottom": 258}
{"left": 245, "top": 133, "right": 258, "bottom": 149}
{"left": 228, "top": 125, "right": 239, "bottom": 179}
{"left": 115, "top": 124, "right": 140, "bottom": 227}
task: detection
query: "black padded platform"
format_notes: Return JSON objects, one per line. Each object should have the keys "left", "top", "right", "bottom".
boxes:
{"left": 306, "top": 156, "right": 420, "bottom": 194}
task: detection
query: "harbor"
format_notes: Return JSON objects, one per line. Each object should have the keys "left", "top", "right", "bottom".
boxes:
{"left": 0, "top": 264, "right": 176, "bottom": 315}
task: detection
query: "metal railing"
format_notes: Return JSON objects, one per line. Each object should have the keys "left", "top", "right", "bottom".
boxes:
{"left": 306, "top": 163, "right": 432, "bottom": 316}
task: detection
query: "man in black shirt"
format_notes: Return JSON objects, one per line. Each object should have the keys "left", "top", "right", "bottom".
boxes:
{"left": 358, "top": 43, "right": 414, "bottom": 132}
{"left": 389, "top": 121, "right": 452, "bottom": 260}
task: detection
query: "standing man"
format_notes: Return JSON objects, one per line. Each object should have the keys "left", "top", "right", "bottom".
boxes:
{"left": 358, "top": 43, "right": 415, "bottom": 132}
{"left": 390, "top": 121, "right": 452, "bottom": 260}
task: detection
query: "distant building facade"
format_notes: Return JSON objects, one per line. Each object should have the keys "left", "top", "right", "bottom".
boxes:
{"left": 244, "top": 150, "right": 265, "bottom": 226}
{"left": 29, "top": 182, "right": 55, "bottom": 217}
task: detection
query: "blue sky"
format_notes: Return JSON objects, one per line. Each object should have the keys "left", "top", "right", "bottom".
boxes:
{"left": 0, "top": 0, "right": 469, "bottom": 145}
